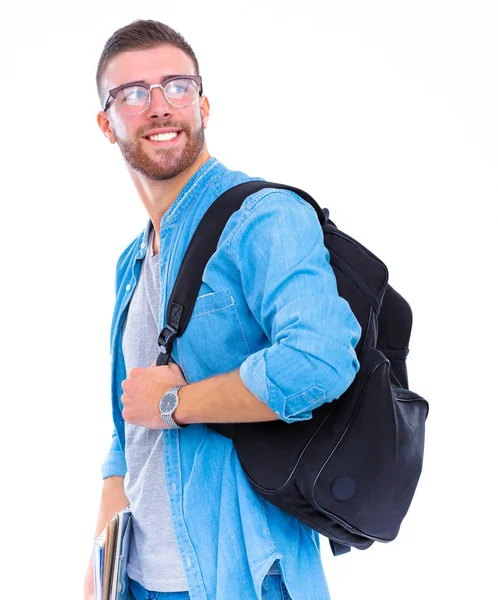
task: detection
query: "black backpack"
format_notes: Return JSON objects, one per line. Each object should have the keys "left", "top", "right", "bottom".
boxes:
{"left": 156, "top": 181, "right": 429, "bottom": 556}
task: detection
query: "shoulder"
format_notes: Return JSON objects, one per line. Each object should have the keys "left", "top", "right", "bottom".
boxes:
{"left": 205, "top": 162, "right": 318, "bottom": 223}
{"left": 116, "top": 233, "right": 143, "bottom": 270}
{"left": 225, "top": 186, "right": 321, "bottom": 245}
{"left": 114, "top": 230, "right": 145, "bottom": 291}
{"left": 240, "top": 186, "right": 316, "bottom": 216}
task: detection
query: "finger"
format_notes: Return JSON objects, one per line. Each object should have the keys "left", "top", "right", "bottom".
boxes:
{"left": 151, "top": 359, "right": 166, "bottom": 368}
{"left": 129, "top": 367, "right": 144, "bottom": 378}
{"left": 167, "top": 362, "right": 184, "bottom": 374}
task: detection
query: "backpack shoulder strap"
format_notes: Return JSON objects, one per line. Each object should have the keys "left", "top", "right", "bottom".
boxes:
{"left": 156, "top": 181, "right": 325, "bottom": 365}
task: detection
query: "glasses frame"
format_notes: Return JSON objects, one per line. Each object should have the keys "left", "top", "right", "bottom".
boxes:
{"left": 103, "top": 74, "right": 203, "bottom": 114}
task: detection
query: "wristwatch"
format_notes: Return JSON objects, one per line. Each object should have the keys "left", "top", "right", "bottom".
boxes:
{"left": 159, "top": 384, "right": 188, "bottom": 429}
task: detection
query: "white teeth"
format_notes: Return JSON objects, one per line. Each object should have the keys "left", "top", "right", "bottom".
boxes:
{"left": 148, "top": 132, "right": 179, "bottom": 142}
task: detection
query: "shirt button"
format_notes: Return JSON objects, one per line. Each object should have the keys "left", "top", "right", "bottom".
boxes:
{"left": 125, "top": 284, "right": 131, "bottom": 291}
{"left": 171, "top": 483, "right": 177, "bottom": 494}
{"left": 140, "top": 242, "right": 145, "bottom": 249}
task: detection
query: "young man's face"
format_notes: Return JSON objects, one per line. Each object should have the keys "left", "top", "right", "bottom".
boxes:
{"left": 98, "top": 44, "right": 210, "bottom": 181}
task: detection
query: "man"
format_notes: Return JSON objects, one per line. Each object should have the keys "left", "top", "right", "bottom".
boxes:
{"left": 85, "top": 19, "right": 362, "bottom": 600}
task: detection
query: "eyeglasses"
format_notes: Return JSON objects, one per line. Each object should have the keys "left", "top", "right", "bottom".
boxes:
{"left": 103, "top": 75, "right": 203, "bottom": 115}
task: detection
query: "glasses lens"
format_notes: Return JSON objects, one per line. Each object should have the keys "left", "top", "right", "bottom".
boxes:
{"left": 115, "top": 85, "right": 149, "bottom": 115}
{"left": 164, "top": 78, "right": 200, "bottom": 107}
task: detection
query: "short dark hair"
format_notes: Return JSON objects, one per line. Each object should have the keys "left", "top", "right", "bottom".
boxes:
{"left": 96, "top": 19, "right": 200, "bottom": 108}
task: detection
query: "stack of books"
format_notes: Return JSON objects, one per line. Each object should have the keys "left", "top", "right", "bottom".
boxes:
{"left": 93, "top": 506, "right": 132, "bottom": 600}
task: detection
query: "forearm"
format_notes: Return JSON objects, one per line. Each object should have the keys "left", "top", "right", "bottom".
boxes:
{"left": 174, "top": 369, "right": 280, "bottom": 425}
{"left": 92, "top": 476, "right": 130, "bottom": 539}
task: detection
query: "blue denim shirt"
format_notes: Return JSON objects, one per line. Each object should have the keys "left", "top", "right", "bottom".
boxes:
{"left": 102, "top": 158, "right": 361, "bottom": 600}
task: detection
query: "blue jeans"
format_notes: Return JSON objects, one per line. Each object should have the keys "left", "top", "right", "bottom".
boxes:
{"left": 128, "top": 574, "right": 292, "bottom": 599}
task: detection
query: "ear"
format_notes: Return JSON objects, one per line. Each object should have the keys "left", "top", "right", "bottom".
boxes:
{"left": 97, "top": 110, "right": 117, "bottom": 144}
{"left": 200, "top": 95, "right": 210, "bottom": 129}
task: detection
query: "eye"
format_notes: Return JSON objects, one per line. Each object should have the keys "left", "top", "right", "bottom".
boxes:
{"left": 170, "top": 83, "right": 188, "bottom": 95}
{"left": 119, "top": 86, "right": 148, "bottom": 105}
{"left": 127, "top": 87, "right": 147, "bottom": 100}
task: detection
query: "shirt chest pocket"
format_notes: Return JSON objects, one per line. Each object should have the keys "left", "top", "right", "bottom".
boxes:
{"left": 176, "top": 288, "right": 252, "bottom": 382}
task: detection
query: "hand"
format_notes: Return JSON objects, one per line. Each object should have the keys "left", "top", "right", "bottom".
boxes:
{"left": 121, "top": 360, "right": 187, "bottom": 429}
{"left": 84, "top": 555, "right": 95, "bottom": 600}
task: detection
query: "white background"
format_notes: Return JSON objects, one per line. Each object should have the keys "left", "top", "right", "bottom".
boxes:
{"left": 2, "top": 1, "right": 497, "bottom": 598}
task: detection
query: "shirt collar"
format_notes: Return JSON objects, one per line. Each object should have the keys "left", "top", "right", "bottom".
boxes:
{"left": 160, "top": 157, "right": 224, "bottom": 227}
{"left": 135, "top": 157, "right": 225, "bottom": 260}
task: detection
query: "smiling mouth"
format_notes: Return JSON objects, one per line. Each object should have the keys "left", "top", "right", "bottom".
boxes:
{"left": 144, "top": 131, "right": 180, "bottom": 142}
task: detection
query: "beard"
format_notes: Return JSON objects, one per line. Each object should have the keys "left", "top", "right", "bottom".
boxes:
{"left": 115, "top": 118, "right": 205, "bottom": 181}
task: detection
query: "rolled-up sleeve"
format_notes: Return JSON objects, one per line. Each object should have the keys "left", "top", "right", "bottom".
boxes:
{"left": 233, "top": 190, "right": 362, "bottom": 423}
{"left": 101, "top": 426, "right": 127, "bottom": 479}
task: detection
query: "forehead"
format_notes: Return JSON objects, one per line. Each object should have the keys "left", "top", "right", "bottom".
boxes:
{"left": 103, "top": 45, "right": 196, "bottom": 90}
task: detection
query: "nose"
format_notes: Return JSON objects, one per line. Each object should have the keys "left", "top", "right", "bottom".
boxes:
{"left": 146, "top": 85, "right": 172, "bottom": 118}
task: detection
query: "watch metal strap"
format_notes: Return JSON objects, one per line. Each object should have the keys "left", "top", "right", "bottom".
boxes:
{"left": 161, "top": 384, "right": 187, "bottom": 429}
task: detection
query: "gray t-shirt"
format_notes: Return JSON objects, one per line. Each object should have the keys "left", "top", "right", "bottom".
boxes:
{"left": 122, "top": 228, "right": 188, "bottom": 592}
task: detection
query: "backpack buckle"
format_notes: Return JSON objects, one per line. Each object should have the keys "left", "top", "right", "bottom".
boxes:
{"left": 157, "top": 324, "right": 178, "bottom": 354}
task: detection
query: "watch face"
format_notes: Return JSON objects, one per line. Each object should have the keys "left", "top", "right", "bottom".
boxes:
{"left": 160, "top": 392, "right": 177, "bottom": 414}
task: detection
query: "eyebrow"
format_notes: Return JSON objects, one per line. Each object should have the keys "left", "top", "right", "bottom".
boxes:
{"left": 118, "top": 74, "right": 187, "bottom": 87}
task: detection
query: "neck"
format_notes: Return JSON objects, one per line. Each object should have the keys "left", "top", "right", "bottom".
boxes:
{"left": 128, "top": 148, "right": 211, "bottom": 254}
